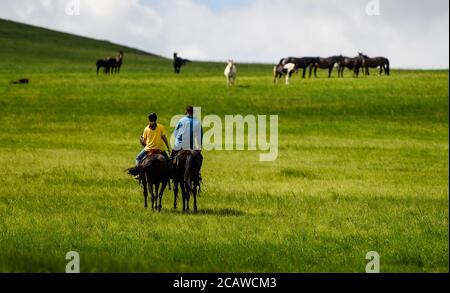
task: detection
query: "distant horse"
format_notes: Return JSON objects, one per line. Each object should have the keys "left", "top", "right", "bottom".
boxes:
{"left": 127, "top": 153, "right": 170, "bottom": 211}
{"left": 173, "top": 53, "right": 191, "bottom": 74}
{"left": 279, "top": 57, "right": 319, "bottom": 78}
{"left": 173, "top": 150, "right": 202, "bottom": 213}
{"left": 309, "top": 55, "right": 345, "bottom": 78}
{"left": 273, "top": 63, "right": 297, "bottom": 85}
{"left": 96, "top": 51, "right": 123, "bottom": 75}
{"left": 224, "top": 59, "right": 237, "bottom": 86}
{"left": 359, "top": 52, "right": 390, "bottom": 76}
{"left": 10, "top": 78, "right": 29, "bottom": 84}
{"left": 112, "top": 51, "right": 124, "bottom": 73}
{"left": 337, "top": 55, "right": 365, "bottom": 78}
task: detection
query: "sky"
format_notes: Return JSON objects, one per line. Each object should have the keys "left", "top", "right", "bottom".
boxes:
{"left": 0, "top": 0, "right": 449, "bottom": 69}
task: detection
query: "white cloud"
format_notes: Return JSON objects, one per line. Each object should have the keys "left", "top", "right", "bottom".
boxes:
{"left": 0, "top": 0, "right": 448, "bottom": 68}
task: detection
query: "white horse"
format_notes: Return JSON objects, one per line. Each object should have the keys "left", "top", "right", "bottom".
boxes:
{"left": 273, "top": 63, "right": 297, "bottom": 85}
{"left": 224, "top": 60, "right": 237, "bottom": 86}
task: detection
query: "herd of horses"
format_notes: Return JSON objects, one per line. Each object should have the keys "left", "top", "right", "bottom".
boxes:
{"left": 95, "top": 50, "right": 389, "bottom": 212}
{"left": 95, "top": 50, "right": 390, "bottom": 87}
{"left": 127, "top": 150, "right": 202, "bottom": 213}
{"left": 274, "top": 52, "right": 390, "bottom": 84}
{"left": 96, "top": 51, "right": 124, "bottom": 74}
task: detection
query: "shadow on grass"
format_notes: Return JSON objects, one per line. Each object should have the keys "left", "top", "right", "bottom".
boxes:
{"left": 169, "top": 208, "right": 246, "bottom": 217}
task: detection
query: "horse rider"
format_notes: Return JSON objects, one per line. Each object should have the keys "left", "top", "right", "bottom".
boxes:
{"left": 135, "top": 113, "right": 171, "bottom": 178}
{"left": 170, "top": 106, "right": 203, "bottom": 179}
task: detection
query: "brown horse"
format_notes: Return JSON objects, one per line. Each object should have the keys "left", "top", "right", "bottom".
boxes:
{"left": 172, "top": 150, "right": 202, "bottom": 213}
{"left": 359, "top": 53, "right": 390, "bottom": 76}
{"left": 309, "top": 55, "right": 345, "bottom": 78}
{"left": 128, "top": 153, "right": 170, "bottom": 211}
{"left": 337, "top": 55, "right": 365, "bottom": 78}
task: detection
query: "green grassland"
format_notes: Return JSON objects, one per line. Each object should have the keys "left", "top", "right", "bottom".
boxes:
{"left": 0, "top": 19, "right": 448, "bottom": 272}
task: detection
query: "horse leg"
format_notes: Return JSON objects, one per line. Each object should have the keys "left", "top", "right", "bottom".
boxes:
{"left": 193, "top": 184, "right": 198, "bottom": 213}
{"left": 180, "top": 183, "right": 187, "bottom": 212}
{"left": 173, "top": 181, "right": 179, "bottom": 209}
{"left": 149, "top": 183, "right": 156, "bottom": 211}
{"left": 302, "top": 67, "right": 307, "bottom": 79}
{"left": 328, "top": 67, "right": 332, "bottom": 78}
{"left": 159, "top": 181, "right": 167, "bottom": 212}
{"left": 155, "top": 182, "right": 161, "bottom": 212}
{"left": 142, "top": 176, "right": 148, "bottom": 208}
{"left": 185, "top": 182, "right": 191, "bottom": 212}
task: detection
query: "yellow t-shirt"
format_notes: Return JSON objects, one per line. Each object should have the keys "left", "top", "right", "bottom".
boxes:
{"left": 143, "top": 123, "right": 166, "bottom": 151}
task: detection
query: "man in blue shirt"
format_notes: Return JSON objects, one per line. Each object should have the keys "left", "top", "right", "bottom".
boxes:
{"left": 170, "top": 106, "right": 203, "bottom": 177}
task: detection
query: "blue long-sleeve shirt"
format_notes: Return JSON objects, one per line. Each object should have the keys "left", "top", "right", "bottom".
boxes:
{"left": 173, "top": 115, "right": 203, "bottom": 151}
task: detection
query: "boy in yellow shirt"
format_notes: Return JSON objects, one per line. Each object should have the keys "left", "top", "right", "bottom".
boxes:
{"left": 136, "top": 113, "right": 171, "bottom": 165}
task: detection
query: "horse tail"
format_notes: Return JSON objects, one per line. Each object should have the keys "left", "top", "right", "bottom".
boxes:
{"left": 184, "top": 153, "right": 194, "bottom": 190}
{"left": 385, "top": 59, "right": 390, "bottom": 76}
{"left": 184, "top": 152, "right": 200, "bottom": 191}
{"left": 127, "top": 165, "right": 144, "bottom": 176}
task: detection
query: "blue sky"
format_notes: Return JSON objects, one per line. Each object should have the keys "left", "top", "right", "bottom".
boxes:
{"left": 0, "top": 0, "right": 448, "bottom": 68}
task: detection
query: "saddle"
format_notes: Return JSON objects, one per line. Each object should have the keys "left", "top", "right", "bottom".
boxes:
{"left": 142, "top": 150, "right": 168, "bottom": 166}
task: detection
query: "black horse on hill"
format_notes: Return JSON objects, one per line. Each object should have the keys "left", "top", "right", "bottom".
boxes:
{"left": 173, "top": 53, "right": 191, "bottom": 74}
{"left": 309, "top": 55, "right": 345, "bottom": 78}
{"left": 337, "top": 55, "right": 365, "bottom": 78}
{"left": 96, "top": 51, "right": 124, "bottom": 74}
{"left": 359, "top": 52, "right": 390, "bottom": 76}
{"left": 279, "top": 57, "right": 319, "bottom": 78}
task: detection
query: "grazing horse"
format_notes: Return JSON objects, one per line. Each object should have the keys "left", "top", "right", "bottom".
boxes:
{"left": 273, "top": 63, "right": 297, "bottom": 85}
{"left": 224, "top": 59, "right": 237, "bottom": 86}
{"left": 127, "top": 153, "right": 170, "bottom": 211}
{"left": 309, "top": 55, "right": 345, "bottom": 78}
{"left": 173, "top": 53, "right": 191, "bottom": 74}
{"left": 337, "top": 55, "right": 365, "bottom": 78}
{"left": 359, "top": 52, "right": 390, "bottom": 76}
{"left": 173, "top": 150, "right": 202, "bottom": 213}
{"left": 279, "top": 57, "right": 319, "bottom": 78}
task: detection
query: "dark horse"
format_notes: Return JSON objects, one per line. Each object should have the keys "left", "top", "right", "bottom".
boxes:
{"left": 359, "top": 53, "right": 390, "bottom": 76}
{"left": 172, "top": 150, "right": 202, "bottom": 213}
{"left": 279, "top": 57, "right": 319, "bottom": 78}
{"left": 96, "top": 51, "right": 124, "bottom": 75}
{"left": 112, "top": 51, "right": 124, "bottom": 73}
{"left": 127, "top": 153, "right": 170, "bottom": 211}
{"left": 173, "top": 53, "right": 191, "bottom": 74}
{"left": 337, "top": 55, "right": 365, "bottom": 78}
{"left": 309, "top": 55, "right": 345, "bottom": 78}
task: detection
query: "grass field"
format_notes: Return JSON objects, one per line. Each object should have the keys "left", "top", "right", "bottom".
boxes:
{"left": 0, "top": 19, "right": 448, "bottom": 273}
